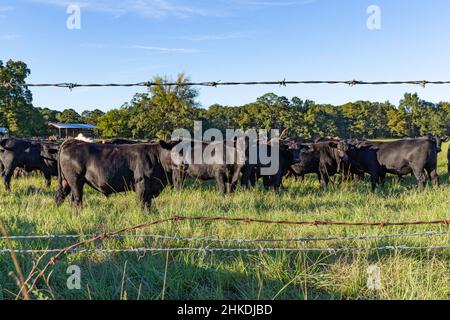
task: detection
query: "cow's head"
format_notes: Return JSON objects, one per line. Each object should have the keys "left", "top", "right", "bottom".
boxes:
{"left": 329, "top": 141, "right": 349, "bottom": 172}
{"left": 329, "top": 140, "right": 349, "bottom": 162}
{"left": 158, "top": 140, "right": 189, "bottom": 170}
{"left": 40, "top": 143, "right": 60, "bottom": 161}
{"left": 278, "top": 144, "right": 298, "bottom": 165}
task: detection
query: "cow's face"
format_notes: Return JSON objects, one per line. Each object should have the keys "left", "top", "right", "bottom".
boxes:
{"left": 330, "top": 141, "right": 349, "bottom": 162}
{"left": 280, "top": 143, "right": 302, "bottom": 164}
{"left": 288, "top": 147, "right": 301, "bottom": 163}
{"left": 40, "top": 144, "right": 59, "bottom": 161}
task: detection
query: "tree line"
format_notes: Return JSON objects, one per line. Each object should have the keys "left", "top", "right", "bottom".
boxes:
{"left": 1, "top": 59, "right": 449, "bottom": 139}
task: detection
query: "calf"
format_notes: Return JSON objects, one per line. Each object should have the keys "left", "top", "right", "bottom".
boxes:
{"left": 172, "top": 140, "right": 246, "bottom": 193}
{"left": 290, "top": 141, "right": 349, "bottom": 188}
{"left": 55, "top": 140, "right": 182, "bottom": 208}
{"left": 0, "top": 139, "right": 57, "bottom": 191}
{"left": 241, "top": 142, "right": 301, "bottom": 191}
{"left": 342, "top": 141, "right": 382, "bottom": 191}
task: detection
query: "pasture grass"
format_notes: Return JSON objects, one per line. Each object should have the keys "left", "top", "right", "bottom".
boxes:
{"left": 0, "top": 143, "right": 449, "bottom": 300}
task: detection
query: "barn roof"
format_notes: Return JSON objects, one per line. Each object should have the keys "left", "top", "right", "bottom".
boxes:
{"left": 49, "top": 123, "right": 97, "bottom": 130}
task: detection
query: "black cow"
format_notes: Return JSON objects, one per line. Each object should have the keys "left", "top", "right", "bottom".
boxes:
{"left": 55, "top": 139, "right": 183, "bottom": 208}
{"left": 290, "top": 141, "right": 349, "bottom": 188}
{"left": 358, "top": 137, "right": 440, "bottom": 191}
{"left": 172, "top": 139, "right": 246, "bottom": 193}
{"left": 0, "top": 139, "right": 57, "bottom": 191}
{"left": 241, "top": 141, "right": 301, "bottom": 191}
{"left": 342, "top": 141, "right": 383, "bottom": 191}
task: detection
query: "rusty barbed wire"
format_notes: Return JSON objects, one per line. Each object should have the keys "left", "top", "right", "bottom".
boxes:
{"left": 2, "top": 80, "right": 450, "bottom": 90}
{"left": 21, "top": 215, "right": 450, "bottom": 295}
{"left": 2, "top": 230, "right": 448, "bottom": 242}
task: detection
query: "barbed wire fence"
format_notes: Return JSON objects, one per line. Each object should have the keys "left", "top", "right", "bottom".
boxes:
{"left": 1, "top": 215, "right": 449, "bottom": 296}
{"left": 3, "top": 79, "right": 450, "bottom": 90}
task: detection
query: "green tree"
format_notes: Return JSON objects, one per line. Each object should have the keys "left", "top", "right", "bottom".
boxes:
{"left": 97, "top": 107, "right": 132, "bottom": 138}
{"left": 57, "top": 109, "right": 82, "bottom": 123}
{"left": 0, "top": 59, "right": 47, "bottom": 136}
{"left": 82, "top": 109, "right": 105, "bottom": 126}
{"left": 128, "top": 73, "right": 199, "bottom": 140}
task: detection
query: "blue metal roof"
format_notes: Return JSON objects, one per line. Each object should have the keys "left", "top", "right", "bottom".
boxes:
{"left": 50, "top": 123, "right": 97, "bottom": 129}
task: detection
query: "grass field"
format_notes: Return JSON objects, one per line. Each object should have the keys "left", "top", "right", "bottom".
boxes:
{"left": 0, "top": 143, "right": 449, "bottom": 300}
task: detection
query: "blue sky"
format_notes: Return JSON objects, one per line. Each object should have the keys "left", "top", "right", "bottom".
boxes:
{"left": 1, "top": 0, "right": 450, "bottom": 113}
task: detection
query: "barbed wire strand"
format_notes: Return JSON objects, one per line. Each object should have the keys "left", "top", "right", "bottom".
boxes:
{"left": 2, "top": 230, "right": 449, "bottom": 243}
{"left": 2, "top": 245, "right": 450, "bottom": 255}
{"left": 3, "top": 80, "right": 450, "bottom": 90}
{"left": 21, "top": 215, "right": 450, "bottom": 295}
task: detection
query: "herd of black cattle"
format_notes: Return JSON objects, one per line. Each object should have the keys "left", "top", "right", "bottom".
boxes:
{"left": 0, "top": 135, "right": 448, "bottom": 209}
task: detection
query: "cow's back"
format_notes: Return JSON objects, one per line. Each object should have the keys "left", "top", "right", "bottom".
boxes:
{"left": 368, "top": 139, "right": 437, "bottom": 174}
{"left": 59, "top": 141, "right": 165, "bottom": 194}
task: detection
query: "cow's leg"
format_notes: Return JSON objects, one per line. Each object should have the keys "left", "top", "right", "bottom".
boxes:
{"left": 273, "top": 174, "right": 283, "bottom": 192}
{"left": 172, "top": 170, "right": 183, "bottom": 191}
{"left": 370, "top": 174, "right": 378, "bottom": 192}
{"left": 69, "top": 176, "right": 85, "bottom": 207}
{"left": 215, "top": 173, "right": 227, "bottom": 194}
{"left": 229, "top": 168, "right": 242, "bottom": 193}
{"left": 55, "top": 179, "right": 71, "bottom": 206}
{"left": 262, "top": 176, "right": 271, "bottom": 190}
{"left": 135, "top": 178, "right": 154, "bottom": 209}
{"left": 2, "top": 165, "right": 15, "bottom": 192}
{"left": 319, "top": 169, "right": 329, "bottom": 189}
{"left": 250, "top": 171, "right": 257, "bottom": 187}
{"left": 42, "top": 168, "right": 52, "bottom": 188}
{"left": 297, "top": 174, "right": 305, "bottom": 183}
{"left": 379, "top": 170, "right": 386, "bottom": 187}
{"left": 425, "top": 166, "right": 439, "bottom": 187}
{"left": 412, "top": 167, "right": 426, "bottom": 192}
{"left": 241, "top": 165, "right": 254, "bottom": 189}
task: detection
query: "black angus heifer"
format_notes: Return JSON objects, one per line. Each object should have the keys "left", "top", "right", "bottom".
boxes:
{"left": 241, "top": 141, "right": 301, "bottom": 191}
{"left": 40, "top": 142, "right": 60, "bottom": 175}
{"left": 0, "top": 139, "right": 56, "bottom": 191}
{"left": 290, "top": 141, "right": 349, "bottom": 188}
{"left": 342, "top": 141, "right": 382, "bottom": 192}
{"left": 55, "top": 140, "right": 183, "bottom": 208}
{"left": 359, "top": 138, "right": 440, "bottom": 191}
{"left": 172, "top": 140, "right": 246, "bottom": 193}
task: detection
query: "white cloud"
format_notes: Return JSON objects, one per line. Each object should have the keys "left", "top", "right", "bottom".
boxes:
{"left": 176, "top": 31, "right": 255, "bottom": 42}
{"left": 230, "top": 0, "right": 316, "bottom": 7}
{"left": 29, "top": 0, "right": 219, "bottom": 19}
{"left": 1, "top": 34, "right": 21, "bottom": 40}
{"left": 28, "top": 0, "right": 316, "bottom": 20}
{"left": 80, "top": 43, "right": 107, "bottom": 49}
{"left": 80, "top": 43, "right": 202, "bottom": 53}
{"left": 126, "top": 45, "right": 203, "bottom": 53}
{"left": 0, "top": 5, "right": 14, "bottom": 18}
{"left": 0, "top": 5, "right": 14, "bottom": 12}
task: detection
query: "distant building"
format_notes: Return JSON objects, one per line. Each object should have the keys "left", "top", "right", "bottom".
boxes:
{"left": 49, "top": 123, "right": 97, "bottom": 139}
{"left": 0, "top": 127, "right": 9, "bottom": 139}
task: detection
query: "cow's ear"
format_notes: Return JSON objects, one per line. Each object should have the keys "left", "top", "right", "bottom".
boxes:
{"left": 328, "top": 141, "right": 338, "bottom": 148}
{"left": 159, "top": 140, "right": 176, "bottom": 150}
